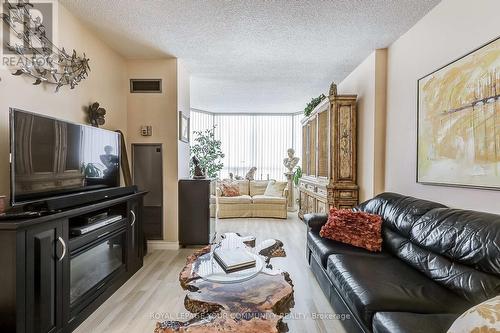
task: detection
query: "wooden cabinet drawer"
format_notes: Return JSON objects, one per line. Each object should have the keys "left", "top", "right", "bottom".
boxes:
{"left": 338, "top": 201, "right": 359, "bottom": 209}
{"left": 339, "top": 191, "right": 355, "bottom": 199}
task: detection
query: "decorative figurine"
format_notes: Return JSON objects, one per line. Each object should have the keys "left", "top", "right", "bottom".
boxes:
{"left": 192, "top": 156, "right": 206, "bottom": 179}
{"left": 229, "top": 172, "right": 234, "bottom": 181}
{"left": 329, "top": 82, "right": 338, "bottom": 96}
{"left": 283, "top": 148, "right": 300, "bottom": 173}
{"left": 88, "top": 102, "right": 106, "bottom": 127}
{"left": 245, "top": 167, "right": 257, "bottom": 180}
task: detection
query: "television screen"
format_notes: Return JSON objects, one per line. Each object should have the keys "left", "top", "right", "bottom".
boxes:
{"left": 10, "top": 109, "right": 121, "bottom": 206}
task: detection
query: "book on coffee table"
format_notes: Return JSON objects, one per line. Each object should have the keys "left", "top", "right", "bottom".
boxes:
{"left": 213, "top": 248, "right": 256, "bottom": 273}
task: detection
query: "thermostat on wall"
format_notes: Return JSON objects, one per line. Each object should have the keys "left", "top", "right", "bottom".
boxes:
{"left": 141, "top": 125, "right": 152, "bottom": 136}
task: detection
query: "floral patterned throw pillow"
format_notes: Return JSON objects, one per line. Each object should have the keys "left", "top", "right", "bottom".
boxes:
{"left": 319, "top": 208, "right": 383, "bottom": 252}
{"left": 220, "top": 183, "right": 240, "bottom": 197}
{"left": 447, "top": 295, "right": 500, "bottom": 333}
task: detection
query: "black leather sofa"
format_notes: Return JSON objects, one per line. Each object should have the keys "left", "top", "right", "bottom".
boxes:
{"left": 305, "top": 192, "right": 500, "bottom": 333}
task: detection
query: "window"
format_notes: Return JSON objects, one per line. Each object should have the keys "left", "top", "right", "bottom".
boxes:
{"left": 191, "top": 110, "right": 303, "bottom": 180}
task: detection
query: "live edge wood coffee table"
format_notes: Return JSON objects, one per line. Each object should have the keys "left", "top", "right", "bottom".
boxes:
{"left": 155, "top": 233, "right": 295, "bottom": 333}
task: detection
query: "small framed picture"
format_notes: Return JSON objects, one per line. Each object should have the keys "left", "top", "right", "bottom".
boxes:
{"left": 179, "top": 112, "right": 190, "bottom": 143}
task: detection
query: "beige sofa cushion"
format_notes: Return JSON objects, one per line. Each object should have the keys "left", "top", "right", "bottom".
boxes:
{"left": 252, "top": 195, "right": 286, "bottom": 205}
{"left": 264, "top": 181, "right": 287, "bottom": 197}
{"left": 218, "top": 195, "right": 252, "bottom": 204}
{"left": 235, "top": 180, "right": 250, "bottom": 195}
{"left": 249, "top": 180, "right": 270, "bottom": 196}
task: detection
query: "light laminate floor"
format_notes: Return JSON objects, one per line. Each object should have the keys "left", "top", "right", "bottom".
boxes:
{"left": 74, "top": 214, "right": 348, "bottom": 333}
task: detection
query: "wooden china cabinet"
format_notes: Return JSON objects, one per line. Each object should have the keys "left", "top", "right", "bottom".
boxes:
{"left": 298, "top": 83, "right": 358, "bottom": 219}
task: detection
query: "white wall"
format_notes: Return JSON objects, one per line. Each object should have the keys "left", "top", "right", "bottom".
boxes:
{"left": 339, "top": 49, "right": 387, "bottom": 202}
{"left": 0, "top": 3, "right": 128, "bottom": 203}
{"left": 177, "top": 59, "right": 191, "bottom": 179}
{"left": 127, "top": 59, "right": 186, "bottom": 243}
{"left": 385, "top": 0, "right": 500, "bottom": 212}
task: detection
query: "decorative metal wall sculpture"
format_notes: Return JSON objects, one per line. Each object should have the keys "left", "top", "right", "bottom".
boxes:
{"left": 1, "top": 0, "right": 90, "bottom": 91}
{"left": 87, "top": 102, "right": 106, "bottom": 127}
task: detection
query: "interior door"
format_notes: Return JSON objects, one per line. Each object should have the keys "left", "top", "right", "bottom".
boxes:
{"left": 132, "top": 144, "right": 163, "bottom": 240}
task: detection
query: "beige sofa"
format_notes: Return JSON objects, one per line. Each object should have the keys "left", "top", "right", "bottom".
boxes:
{"left": 216, "top": 180, "right": 288, "bottom": 219}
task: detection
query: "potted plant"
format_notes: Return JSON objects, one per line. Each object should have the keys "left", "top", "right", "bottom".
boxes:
{"left": 304, "top": 94, "right": 326, "bottom": 117}
{"left": 293, "top": 166, "right": 302, "bottom": 206}
{"left": 190, "top": 126, "right": 225, "bottom": 179}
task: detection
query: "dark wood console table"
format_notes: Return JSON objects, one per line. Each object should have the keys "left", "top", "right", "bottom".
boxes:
{"left": 0, "top": 191, "right": 146, "bottom": 333}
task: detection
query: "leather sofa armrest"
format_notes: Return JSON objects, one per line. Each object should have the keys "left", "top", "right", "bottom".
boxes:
{"left": 304, "top": 213, "right": 328, "bottom": 232}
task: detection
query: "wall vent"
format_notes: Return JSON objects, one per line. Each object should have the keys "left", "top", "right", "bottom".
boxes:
{"left": 130, "top": 79, "right": 162, "bottom": 93}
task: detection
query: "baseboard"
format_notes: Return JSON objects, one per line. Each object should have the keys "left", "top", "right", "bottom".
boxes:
{"left": 147, "top": 240, "right": 180, "bottom": 251}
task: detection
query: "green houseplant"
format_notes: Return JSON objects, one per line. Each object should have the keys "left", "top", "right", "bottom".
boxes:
{"left": 304, "top": 94, "right": 326, "bottom": 117}
{"left": 190, "top": 126, "right": 225, "bottom": 178}
{"left": 293, "top": 166, "right": 302, "bottom": 186}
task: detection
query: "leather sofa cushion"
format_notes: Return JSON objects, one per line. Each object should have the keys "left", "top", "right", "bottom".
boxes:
{"left": 383, "top": 227, "right": 500, "bottom": 304}
{"left": 249, "top": 180, "right": 270, "bottom": 196}
{"left": 307, "top": 232, "right": 389, "bottom": 268}
{"left": 356, "top": 192, "right": 446, "bottom": 236}
{"left": 410, "top": 207, "right": 500, "bottom": 277}
{"left": 218, "top": 195, "right": 252, "bottom": 204}
{"left": 252, "top": 195, "right": 286, "bottom": 204}
{"left": 372, "top": 312, "right": 458, "bottom": 333}
{"left": 357, "top": 192, "right": 500, "bottom": 304}
{"left": 326, "top": 254, "right": 471, "bottom": 327}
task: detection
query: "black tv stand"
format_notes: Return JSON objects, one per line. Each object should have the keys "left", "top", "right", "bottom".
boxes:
{"left": 23, "top": 186, "right": 138, "bottom": 213}
{"left": 0, "top": 211, "right": 43, "bottom": 220}
{"left": 0, "top": 191, "right": 146, "bottom": 333}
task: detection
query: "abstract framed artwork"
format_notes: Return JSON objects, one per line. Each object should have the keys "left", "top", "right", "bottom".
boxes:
{"left": 417, "top": 37, "right": 500, "bottom": 189}
{"left": 179, "top": 112, "right": 190, "bottom": 143}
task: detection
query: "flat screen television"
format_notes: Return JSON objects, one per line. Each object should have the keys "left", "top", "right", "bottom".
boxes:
{"left": 10, "top": 108, "right": 121, "bottom": 207}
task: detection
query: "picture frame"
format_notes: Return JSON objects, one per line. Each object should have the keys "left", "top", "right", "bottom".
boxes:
{"left": 179, "top": 111, "right": 190, "bottom": 143}
{"left": 417, "top": 36, "right": 500, "bottom": 190}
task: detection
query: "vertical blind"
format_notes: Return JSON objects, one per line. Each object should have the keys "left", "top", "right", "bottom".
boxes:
{"left": 190, "top": 110, "right": 303, "bottom": 181}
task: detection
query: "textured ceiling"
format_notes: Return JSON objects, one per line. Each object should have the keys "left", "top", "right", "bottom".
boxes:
{"left": 60, "top": 0, "right": 440, "bottom": 113}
